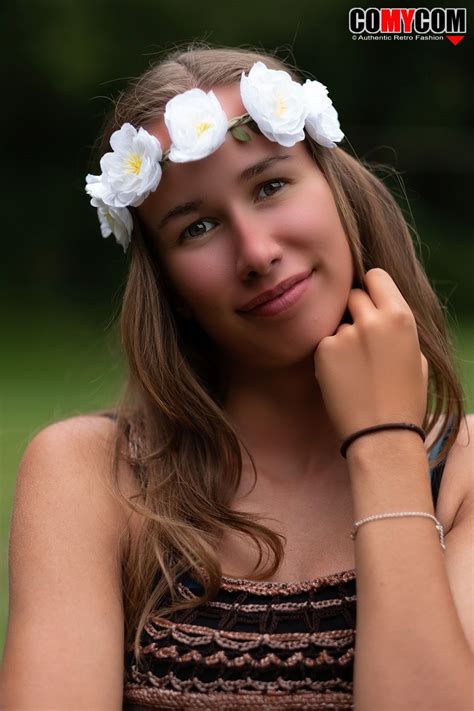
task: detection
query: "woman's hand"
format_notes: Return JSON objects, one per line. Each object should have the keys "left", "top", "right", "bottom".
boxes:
{"left": 313, "top": 268, "right": 428, "bottom": 443}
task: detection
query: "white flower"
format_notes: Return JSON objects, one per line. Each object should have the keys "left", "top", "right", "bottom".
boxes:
{"left": 85, "top": 172, "right": 106, "bottom": 201}
{"left": 86, "top": 174, "right": 133, "bottom": 252}
{"left": 303, "top": 80, "right": 344, "bottom": 148}
{"left": 165, "top": 88, "right": 229, "bottom": 162}
{"left": 240, "top": 61, "right": 308, "bottom": 147}
{"left": 96, "top": 202, "right": 133, "bottom": 252}
{"left": 87, "top": 123, "right": 163, "bottom": 209}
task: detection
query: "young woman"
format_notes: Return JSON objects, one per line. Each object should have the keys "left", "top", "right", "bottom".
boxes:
{"left": 1, "top": 44, "right": 472, "bottom": 710}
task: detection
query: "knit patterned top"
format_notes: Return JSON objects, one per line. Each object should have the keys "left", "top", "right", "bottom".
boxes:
{"left": 121, "top": 427, "right": 451, "bottom": 711}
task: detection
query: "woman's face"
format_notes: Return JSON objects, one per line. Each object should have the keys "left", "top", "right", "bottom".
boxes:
{"left": 138, "top": 84, "right": 355, "bottom": 370}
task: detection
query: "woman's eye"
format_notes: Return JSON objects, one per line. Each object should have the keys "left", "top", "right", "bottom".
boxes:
{"left": 180, "top": 218, "right": 216, "bottom": 241}
{"left": 257, "top": 178, "right": 287, "bottom": 200}
{"left": 178, "top": 179, "right": 288, "bottom": 242}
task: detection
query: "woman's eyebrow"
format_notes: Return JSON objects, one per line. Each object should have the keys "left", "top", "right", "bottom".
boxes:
{"left": 157, "top": 200, "right": 203, "bottom": 231}
{"left": 157, "top": 154, "right": 292, "bottom": 231}
{"left": 238, "top": 154, "right": 292, "bottom": 183}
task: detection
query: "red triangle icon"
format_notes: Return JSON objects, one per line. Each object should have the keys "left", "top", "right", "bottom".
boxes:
{"left": 446, "top": 35, "right": 464, "bottom": 45}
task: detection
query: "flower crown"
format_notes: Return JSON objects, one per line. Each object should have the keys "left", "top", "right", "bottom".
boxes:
{"left": 85, "top": 61, "right": 344, "bottom": 252}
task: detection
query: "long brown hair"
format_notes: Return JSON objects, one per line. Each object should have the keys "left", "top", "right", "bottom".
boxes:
{"left": 88, "top": 42, "right": 466, "bottom": 665}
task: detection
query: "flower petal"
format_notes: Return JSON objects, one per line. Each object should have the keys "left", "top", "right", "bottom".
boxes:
{"left": 93, "top": 197, "right": 133, "bottom": 252}
{"left": 240, "top": 62, "right": 308, "bottom": 146}
{"left": 165, "top": 88, "right": 229, "bottom": 162}
{"left": 303, "top": 79, "right": 344, "bottom": 148}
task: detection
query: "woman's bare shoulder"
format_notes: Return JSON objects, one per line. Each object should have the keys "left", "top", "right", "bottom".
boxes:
{"left": 432, "top": 413, "right": 474, "bottom": 533}
{"left": 27, "top": 412, "right": 137, "bottom": 465}
{"left": 25, "top": 412, "right": 121, "bottom": 450}
{"left": 30, "top": 412, "right": 123, "bottom": 448}
{"left": 19, "top": 414, "right": 142, "bottom": 547}
{"left": 2, "top": 414, "right": 139, "bottom": 709}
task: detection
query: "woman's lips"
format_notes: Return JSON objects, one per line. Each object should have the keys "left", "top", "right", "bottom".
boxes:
{"left": 238, "top": 272, "right": 313, "bottom": 317}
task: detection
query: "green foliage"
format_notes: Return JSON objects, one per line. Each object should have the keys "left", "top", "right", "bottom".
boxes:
{"left": 230, "top": 126, "right": 252, "bottom": 142}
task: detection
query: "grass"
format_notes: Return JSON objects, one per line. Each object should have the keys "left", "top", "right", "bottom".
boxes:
{"left": 1, "top": 303, "right": 473, "bottom": 658}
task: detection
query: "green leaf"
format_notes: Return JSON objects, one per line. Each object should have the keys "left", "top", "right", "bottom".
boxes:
{"left": 230, "top": 126, "right": 252, "bottom": 142}
{"left": 247, "top": 120, "right": 261, "bottom": 135}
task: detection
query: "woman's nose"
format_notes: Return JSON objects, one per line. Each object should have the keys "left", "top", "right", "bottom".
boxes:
{"left": 231, "top": 208, "right": 283, "bottom": 281}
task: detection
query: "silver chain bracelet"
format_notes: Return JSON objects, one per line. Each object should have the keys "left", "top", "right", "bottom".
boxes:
{"left": 350, "top": 511, "right": 446, "bottom": 550}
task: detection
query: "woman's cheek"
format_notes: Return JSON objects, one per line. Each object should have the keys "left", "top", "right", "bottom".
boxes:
{"left": 168, "top": 258, "right": 228, "bottom": 316}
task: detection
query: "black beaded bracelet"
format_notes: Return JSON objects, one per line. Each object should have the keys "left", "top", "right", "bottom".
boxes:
{"left": 340, "top": 422, "right": 426, "bottom": 459}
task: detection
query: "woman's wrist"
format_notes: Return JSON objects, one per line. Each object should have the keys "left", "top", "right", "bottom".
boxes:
{"left": 344, "top": 427, "right": 428, "bottom": 466}
{"left": 345, "top": 429, "right": 434, "bottom": 522}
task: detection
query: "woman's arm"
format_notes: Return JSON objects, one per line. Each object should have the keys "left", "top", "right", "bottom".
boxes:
{"left": 348, "top": 422, "right": 473, "bottom": 711}
{"left": 0, "top": 416, "right": 130, "bottom": 711}
{"left": 313, "top": 269, "right": 473, "bottom": 710}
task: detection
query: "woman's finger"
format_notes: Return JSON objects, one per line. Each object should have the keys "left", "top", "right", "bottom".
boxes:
{"left": 335, "top": 323, "right": 352, "bottom": 335}
{"left": 363, "top": 268, "right": 411, "bottom": 312}
{"left": 346, "top": 288, "right": 377, "bottom": 323}
{"left": 421, "top": 352, "right": 429, "bottom": 384}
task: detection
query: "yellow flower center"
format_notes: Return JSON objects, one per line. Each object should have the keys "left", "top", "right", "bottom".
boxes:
{"left": 195, "top": 121, "right": 212, "bottom": 136}
{"left": 125, "top": 152, "right": 143, "bottom": 175}
{"left": 276, "top": 95, "right": 288, "bottom": 118}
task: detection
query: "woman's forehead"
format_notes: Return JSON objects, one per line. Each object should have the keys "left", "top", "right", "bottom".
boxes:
{"left": 138, "top": 83, "right": 309, "bottom": 226}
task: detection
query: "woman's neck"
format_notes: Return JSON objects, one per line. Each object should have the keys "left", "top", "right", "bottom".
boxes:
{"left": 222, "top": 358, "right": 344, "bottom": 487}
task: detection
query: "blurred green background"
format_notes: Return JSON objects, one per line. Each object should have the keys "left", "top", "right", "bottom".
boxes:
{"left": 1, "top": 0, "right": 472, "bottom": 657}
